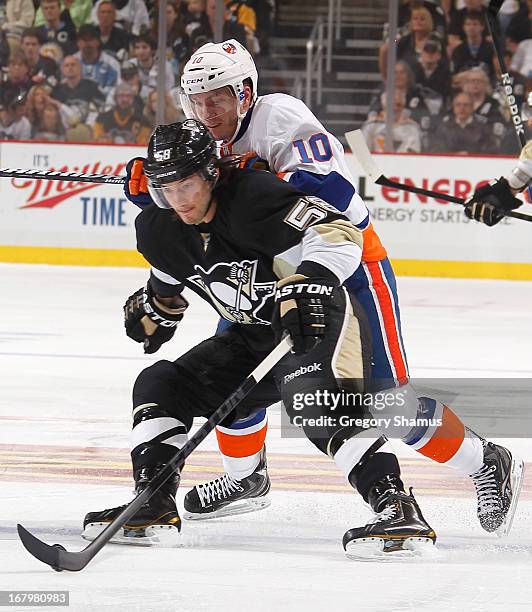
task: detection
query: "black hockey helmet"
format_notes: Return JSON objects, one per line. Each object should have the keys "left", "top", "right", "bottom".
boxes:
{"left": 143, "top": 119, "right": 217, "bottom": 189}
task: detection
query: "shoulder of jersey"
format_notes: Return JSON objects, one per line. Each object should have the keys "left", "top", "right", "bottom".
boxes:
{"left": 135, "top": 205, "right": 174, "bottom": 247}
{"left": 254, "top": 93, "right": 314, "bottom": 129}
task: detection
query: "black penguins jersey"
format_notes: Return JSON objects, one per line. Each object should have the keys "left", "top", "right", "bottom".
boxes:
{"left": 135, "top": 168, "right": 363, "bottom": 330}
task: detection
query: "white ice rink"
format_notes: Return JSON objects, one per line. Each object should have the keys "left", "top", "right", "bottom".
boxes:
{"left": 1, "top": 263, "right": 531, "bottom": 612}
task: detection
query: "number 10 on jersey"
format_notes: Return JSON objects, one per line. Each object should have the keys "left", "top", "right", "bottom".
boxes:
{"left": 292, "top": 134, "right": 333, "bottom": 163}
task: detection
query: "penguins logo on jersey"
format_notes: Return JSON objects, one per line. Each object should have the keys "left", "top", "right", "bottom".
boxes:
{"left": 188, "top": 260, "right": 276, "bottom": 324}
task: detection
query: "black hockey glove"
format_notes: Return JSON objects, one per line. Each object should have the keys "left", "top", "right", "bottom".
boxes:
{"left": 465, "top": 177, "right": 522, "bottom": 227}
{"left": 124, "top": 282, "right": 188, "bottom": 354}
{"left": 272, "top": 274, "right": 336, "bottom": 355}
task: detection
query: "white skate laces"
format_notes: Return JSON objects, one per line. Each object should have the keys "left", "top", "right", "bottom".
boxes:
{"left": 471, "top": 464, "right": 501, "bottom": 514}
{"left": 370, "top": 504, "right": 398, "bottom": 524}
{"left": 196, "top": 474, "right": 245, "bottom": 507}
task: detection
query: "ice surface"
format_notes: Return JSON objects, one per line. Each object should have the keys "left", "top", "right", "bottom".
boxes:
{"left": 1, "top": 264, "right": 531, "bottom": 612}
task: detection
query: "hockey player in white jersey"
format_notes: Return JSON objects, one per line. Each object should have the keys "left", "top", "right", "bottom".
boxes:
{"left": 125, "top": 40, "right": 523, "bottom": 546}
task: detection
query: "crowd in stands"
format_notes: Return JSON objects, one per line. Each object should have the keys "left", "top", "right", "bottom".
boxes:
{"left": 0, "top": 0, "right": 274, "bottom": 143}
{"left": 362, "top": 0, "right": 532, "bottom": 155}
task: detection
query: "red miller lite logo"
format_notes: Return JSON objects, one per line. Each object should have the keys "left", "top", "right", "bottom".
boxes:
{"left": 222, "top": 42, "right": 237, "bottom": 54}
{"left": 12, "top": 161, "right": 126, "bottom": 209}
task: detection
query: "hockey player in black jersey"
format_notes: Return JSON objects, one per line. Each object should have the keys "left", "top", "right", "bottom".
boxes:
{"left": 83, "top": 119, "right": 436, "bottom": 557}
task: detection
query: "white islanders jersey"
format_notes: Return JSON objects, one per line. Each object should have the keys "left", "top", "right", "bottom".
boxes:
{"left": 222, "top": 93, "right": 386, "bottom": 262}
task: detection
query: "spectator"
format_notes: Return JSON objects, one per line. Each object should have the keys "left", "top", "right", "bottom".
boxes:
{"left": 52, "top": 54, "right": 105, "bottom": 126}
{"left": 204, "top": 0, "right": 248, "bottom": 49}
{"left": 2, "top": 0, "right": 35, "bottom": 46}
{"left": 413, "top": 38, "right": 452, "bottom": 104}
{"left": 34, "top": 0, "right": 93, "bottom": 29}
{"left": 448, "top": 0, "right": 486, "bottom": 49}
{"left": 369, "top": 61, "right": 432, "bottom": 132}
{"left": 247, "top": 0, "right": 274, "bottom": 55}
{"left": 510, "top": 36, "right": 532, "bottom": 77}
{"left": 226, "top": 0, "right": 260, "bottom": 54}
{"left": 497, "top": 0, "right": 526, "bottom": 41}
{"left": 129, "top": 32, "right": 175, "bottom": 92}
{"left": 3, "top": 51, "right": 32, "bottom": 93}
{"left": 75, "top": 24, "right": 120, "bottom": 96}
{"left": 33, "top": 102, "right": 66, "bottom": 140}
{"left": 461, "top": 67, "right": 506, "bottom": 144}
{"left": 450, "top": 11, "right": 494, "bottom": 81}
{"left": 398, "top": 0, "right": 447, "bottom": 42}
{"left": 431, "top": 92, "right": 497, "bottom": 153}
{"left": 0, "top": 85, "right": 31, "bottom": 139}
{"left": 91, "top": 0, "right": 150, "bottom": 36}
{"left": 361, "top": 90, "right": 423, "bottom": 153}
{"left": 20, "top": 28, "right": 60, "bottom": 88}
{"left": 183, "top": 0, "right": 209, "bottom": 37}
{"left": 380, "top": 5, "right": 440, "bottom": 77}
{"left": 96, "top": 0, "right": 130, "bottom": 62}
{"left": 105, "top": 60, "right": 146, "bottom": 111}
{"left": 93, "top": 81, "right": 151, "bottom": 143}
{"left": 143, "top": 88, "right": 185, "bottom": 127}
{"left": 36, "top": 0, "right": 78, "bottom": 56}
{"left": 505, "top": 0, "right": 532, "bottom": 45}
{"left": 26, "top": 82, "right": 78, "bottom": 133}
{"left": 150, "top": 0, "right": 190, "bottom": 71}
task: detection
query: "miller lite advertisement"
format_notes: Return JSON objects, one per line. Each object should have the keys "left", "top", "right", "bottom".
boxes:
{"left": 0, "top": 142, "right": 531, "bottom": 273}
{"left": 0, "top": 142, "right": 143, "bottom": 251}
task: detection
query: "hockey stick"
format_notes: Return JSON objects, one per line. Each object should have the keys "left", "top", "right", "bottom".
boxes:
{"left": 17, "top": 335, "right": 293, "bottom": 572}
{"left": 345, "top": 129, "right": 532, "bottom": 223}
{"left": 0, "top": 168, "right": 125, "bottom": 184}
{"left": 485, "top": 0, "right": 526, "bottom": 148}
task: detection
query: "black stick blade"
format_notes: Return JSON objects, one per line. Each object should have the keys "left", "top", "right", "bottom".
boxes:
{"left": 17, "top": 524, "right": 86, "bottom": 572}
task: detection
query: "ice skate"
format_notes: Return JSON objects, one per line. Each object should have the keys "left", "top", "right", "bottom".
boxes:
{"left": 82, "top": 468, "right": 181, "bottom": 546}
{"left": 470, "top": 441, "right": 524, "bottom": 536}
{"left": 343, "top": 475, "right": 436, "bottom": 560}
{"left": 184, "top": 449, "right": 271, "bottom": 520}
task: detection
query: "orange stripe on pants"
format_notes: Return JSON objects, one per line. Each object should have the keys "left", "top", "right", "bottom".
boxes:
{"left": 366, "top": 261, "right": 408, "bottom": 383}
{"left": 417, "top": 405, "right": 465, "bottom": 463}
{"left": 216, "top": 423, "right": 268, "bottom": 458}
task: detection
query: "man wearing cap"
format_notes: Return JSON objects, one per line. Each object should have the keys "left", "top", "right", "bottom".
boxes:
{"left": 105, "top": 61, "right": 146, "bottom": 113}
{"left": 412, "top": 39, "right": 451, "bottom": 104}
{"left": 75, "top": 23, "right": 120, "bottom": 96}
{"left": 0, "top": 86, "right": 31, "bottom": 140}
{"left": 93, "top": 81, "right": 151, "bottom": 144}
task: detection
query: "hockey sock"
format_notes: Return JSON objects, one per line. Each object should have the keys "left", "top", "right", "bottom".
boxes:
{"left": 334, "top": 435, "right": 401, "bottom": 501}
{"left": 216, "top": 409, "right": 268, "bottom": 479}
{"left": 402, "top": 397, "right": 483, "bottom": 475}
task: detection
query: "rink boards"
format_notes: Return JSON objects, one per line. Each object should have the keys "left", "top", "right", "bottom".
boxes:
{"left": 0, "top": 141, "right": 532, "bottom": 279}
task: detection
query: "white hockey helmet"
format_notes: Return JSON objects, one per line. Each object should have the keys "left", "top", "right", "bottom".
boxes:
{"left": 181, "top": 39, "right": 258, "bottom": 101}
{"left": 180, "top": 40, "right": 258, "bottom": 142}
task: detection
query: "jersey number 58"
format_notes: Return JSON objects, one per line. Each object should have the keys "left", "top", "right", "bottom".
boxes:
{"left": 284, "top": 196, "right": 331, "bottom": 230}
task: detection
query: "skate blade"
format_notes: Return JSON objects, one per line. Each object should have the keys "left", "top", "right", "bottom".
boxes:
{"left": 82, "top": 522, "right": 182, "bottom": 547}
{"left": 496, "top": 456, "right": 525, "bottom": 538}
{"left": 344, "top": 536, "right": 435, "bottom": 561}
{"left": 183, "top": 497, "right": 271, "bottom": 521}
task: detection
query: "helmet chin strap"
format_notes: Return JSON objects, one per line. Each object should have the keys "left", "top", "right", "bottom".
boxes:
{"left": 223, "top": 95, "right": 253, "bottom": 145}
